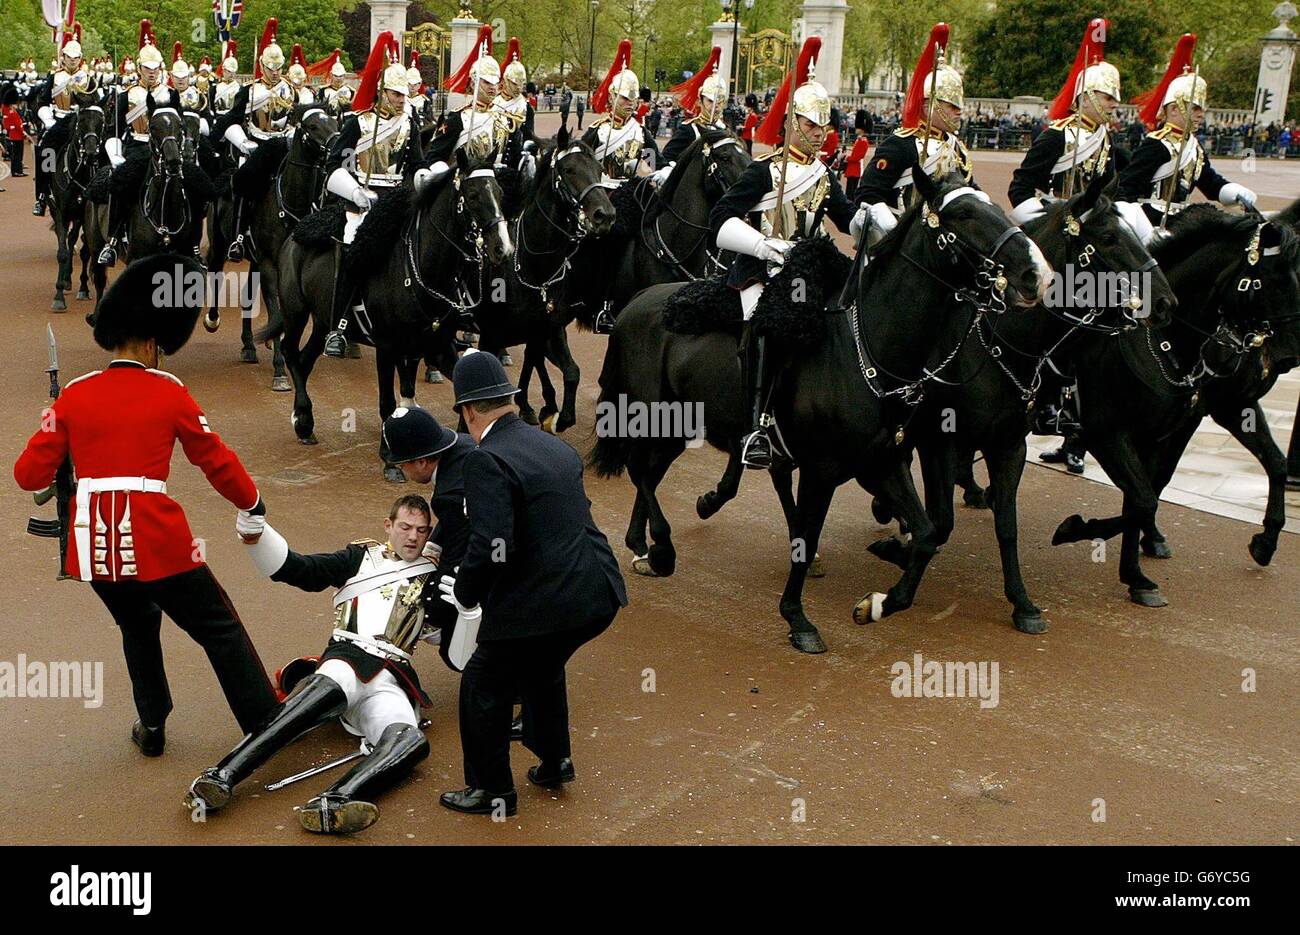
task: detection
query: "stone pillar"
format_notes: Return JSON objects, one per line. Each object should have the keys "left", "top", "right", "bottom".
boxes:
{"left": 448, "top": 15, "right": 483, "bottom": 109}
{"left": 1254, "top": 3, "right": 1299, "bottom": 127}
{"left": 370, "top": 0, "right": 410, "bottom": 59}
{"left": 708, "top": 18, "right": 746, "bottom": 99}
{"left": 800, "top": 0, "right": 848, "bottom": 95}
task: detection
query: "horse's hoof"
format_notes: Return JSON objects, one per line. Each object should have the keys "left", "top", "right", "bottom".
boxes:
{"left": 85, "top": 312, "right": 96, "bottom": 326}
{"left": 203, "top": 314, "right": 220, "bottom": 334}
{"left": 1052, "top": 514, "right": 1086, "bottom": 546}
{"left": 541, "top": 414, "right": 558, "bottom": 435}
{"left": 51, "top": 297, "right": 67, "bottom": 312}
{"left": 1128, "top": 587, "right": 1168, "bottom": 608}
{"left": 866, "top": 536, "right": 908, "bottom": 569}
{"left": 631, "top": 554, "right": 660, "bottom": 577}
{"left": 870, "top": 496, "right": 894, "bottom": 525}
{"left": 556, "top": 415, "right": 575, "bottom": 434}
{"left": 383, "top": 466, "right": 406, "bottom": 484}
{"left": 76, "top": 290, "right": 90, "bottom": 301}
{"left": 345, "top": 343, "right": 362, "bottom": 359}
{"left": 962, "top": 487, "right": 989, "bottom": 510}
{"left": 239, "top": 347, "right": 259, "bottom": 364}
{"left": 425, "top": 368, "right": 443, "bottom": 384}
{"left": 1013, "top": 610, "right": 1047, "bottom": 634}
{"left": 270, "top": 375, "right": 291, "bottom": 393}
{"left": 852, "top": 592, "right": 887, "bottom": 625}
{"left": 1248, "top": 533, "right": 1275, "bottom": 567}
{"left": 789, "top": 630, "right": 827, "bottom": 654}
{"left": 808, "top": 553, "right": 825, "bottom": 578}
{"left": 519, "top": 408, "right": 539, "bottom": 426}
{"left": 1141, "top": 536, "right": 1172, "bottom": 559}
{"left": 696, "top": 494, "right": 718, "bottom": 520}
{"left": 298, "top": 434, "right": 318, "bottom": 445}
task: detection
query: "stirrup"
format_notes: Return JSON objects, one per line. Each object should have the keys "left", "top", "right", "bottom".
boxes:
{"left": 97, "top": 242, "right": 117, "bottom": 267}
{"left": 227, "top": 235, "right": 244, "bottom": 262}
{"left": 594, "top": 307, "right": 616, "bottom": 334}
{"left": 33, "top": 199, "right": 46, "bottom": 217}
{"left": 740, "top": 429, "right": 773, "bottom": 470}
{"left": 323, "top": 331, "right": 348, "bottom": 359}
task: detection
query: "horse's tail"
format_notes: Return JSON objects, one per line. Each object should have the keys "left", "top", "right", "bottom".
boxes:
{"left": 586, "top": 327, "right": 630, "bottom": 478}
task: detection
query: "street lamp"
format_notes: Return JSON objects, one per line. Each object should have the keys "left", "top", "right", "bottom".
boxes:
{"left": 645, "top": 31, "right": 656, "bottom": 94}
{"left": 721, "top": 0, "right": 755, "bottom": 100}
{"left": 587, "top": 0, "right": 600, "bottom": 97}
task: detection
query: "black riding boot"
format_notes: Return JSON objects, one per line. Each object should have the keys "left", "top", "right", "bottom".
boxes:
{"left": 1040, "top": 431, "right": 1086, "bottom": 474}
{"left": 227, "top": 197, "right": 246, "bottom": 261}
{"left": 186, "top": 674, "right": 348, "bottom": 811}
{"left": 33, "top": 154, "right": 47, "bottom": 215}
{"left": 739, "top": 321, "right": 774, "bottom": 470}
{"left": 300, "top": 722, "right": 430, "bottom": 834}
{"left": 323, "top": 243, "right": 355, "bottom": 359}
{"left": 98, "top": 195, "right": 121, "bottom": 266}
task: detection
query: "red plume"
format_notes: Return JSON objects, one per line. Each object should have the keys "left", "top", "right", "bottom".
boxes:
{"left": 755, "top": 36, "right": 821, "bottom": 146}
{"left": 444, "top": 23, "right": 494, "bottom": 92}
{"left": 902, "top": 23, "right": 949, "bottom": 129}
{"left": 1133, "top": 33, "right": 1196, "bottom": 129}
{"left": 592, "top": 39, "right": 633, "bottom": 114}
{"left": 173, "top": 41, "right": 183, "bottom": 65}
{"left": 291, "top": 43, "right": 307, "bottom": 69}
{"left": 138, "top": 19, "right": 156, "bottom": 53}
{"left": 1048, "top": 18, "right": 1108, "bottom": 120}
{"left": 306, "top": 48, "right": 341, "bottom": 79}
{"left": 254, "top": 17, "right": 278, "bottom": 80}
{"left": 353, "top": 30, "right": 397, "bottom": 112}
{"left": 503, "top": 36, "right": 521, "bottom": 67}
{"left": 670, "top": 46, "right": 722, "bottom": 113}
{"left": 200, "top": 56, "right": 212, "bottom": 67}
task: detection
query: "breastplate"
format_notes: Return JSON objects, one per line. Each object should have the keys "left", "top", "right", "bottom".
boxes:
{"left": 213, "top": 80, "right": 239, "bottom": 114}
{"left": 358, "top": 111, "right": 410, "bottom": 185}
{"left": 249, "top": 80, "right": 293, "bottom": 137}
{"left": 332, "top": 544, "right": 434, "bottom": 655}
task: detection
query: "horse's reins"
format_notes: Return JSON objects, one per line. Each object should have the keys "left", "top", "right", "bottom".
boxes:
{"left": 275, "top": 119, "right": 336, "bottom": 225}
{"left": 142, "top": 113, "right": 189, "bottom": 243}
{"left": 513, "top": 145, "right": 600, "bottom": 303}
{"left": 644, "top": 136, "right": 741, "bottom": 280}
{"left": 403, "top": 167, "right": 502, "bottom": 318}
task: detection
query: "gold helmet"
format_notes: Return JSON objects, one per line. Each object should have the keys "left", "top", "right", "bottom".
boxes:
{"left": 1162, "top": 70, "right": 1207, "bottom": 111}
{"left": 792, "top": 49, "right": 830, "bottom": 127}
{"left": 406, "top": 66, "right": 422, "bottom": 90}
{"left": 382, "top": 61, "right": 409, "bottom": 95}
{"left": 469, "top": 55, "right": 501, "bottom": 89}
{"left": 330, "top": 60, "right": 346, "bottom": 79}
{"left": 222, "top": 56, "right": 239, "bottom": 76}
{"left": 504, "top": 59, "right": 526, "bottom": 90}
{"left": 172, "top": 58, "right": 191, "bottom": 81}
{"left": 1080, "top": 61, "right": 1120, "bottom": 101}
{"left": 62, "top": 40, "right": 83, "bottom": 66}
{"left": 288, "top": 63, "right": 307, "bottom": 86}
{"left": 138, "top": 44, "right": 164, "bottom": 71}
{"left": 924, "top": 61, "right": 964, "bottom": 111}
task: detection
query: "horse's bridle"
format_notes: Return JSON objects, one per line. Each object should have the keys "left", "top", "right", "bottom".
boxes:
{"left": 61, "top": 106, "right": 103, "bottom": 200}
{"left": 276, "top": 112, "right": 336, "bottom": 224}
{"left": 142, "top": 110, "right": 189, "bottom": 243}
{"left": 403, "top": 166, "right": 503, "bottom": 318}
{"left": 513, "top": 145, "right": 604, "bottom": 303}
{"left": 646, "top": 134, "right": 746, "bottom": 280}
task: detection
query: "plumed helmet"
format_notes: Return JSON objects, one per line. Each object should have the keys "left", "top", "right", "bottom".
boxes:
{"left": 700, "top": 74, "right": 727, "bottom": 105}
{"left": 504, "top": 59, "right": 526, "bottom": 88}
{"left": 331, "top": 59, "right": 346, "bottom": 78}
{"left": 611, "top": 67, "right": 639, "bottom": 101}
{"left": 222, "top": 56, "right": 238, "bottom": 74}
{"left": 382, "top": 61, "right": 409, "bottom": 94}
{"left": 260, "top": 42, "right": 285, "bottom": 71}
{"left": 924, "top": 62, "right": 964, "bottom": 110}
{"left": 287, "top": 63, "right": 307, "bottom": 85}
{"left": 792, "top": 79, "right": 831, "bottom": 126}
{"left": 406, "top": 65, "right": 422, "bottom": 88}
{"left": 138, "top": 45, "right": 164, "bottom": 70}
{"left": 172, "top": 58, "right": 191, "bottom": 80}
{"left": 470, "top": 55, "right": 501, "bottom": 87}
{"left": 1162, "top": 70, "right": 1207, "bottom": 111}
{"left": 93, "top": 254, "right": 207, "bottom": 355}
{"left": 62, "top": 40, "right": 82, "bottom": 62}
{"left": 1080, "top": 61, "right": 1120, "bottom": 101}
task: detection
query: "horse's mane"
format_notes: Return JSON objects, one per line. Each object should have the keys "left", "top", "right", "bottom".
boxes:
{"left": 655, "top": 127, "right": 739, "bottom": 205}
{"left": 1152, "top": 203, "right": 1300, "bottom": 267}
{"left": 1268, "top": 194, "right": 1300, "bottom": 231}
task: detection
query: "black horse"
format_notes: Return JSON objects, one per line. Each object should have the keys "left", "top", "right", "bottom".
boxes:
{"left": 48, "top": 98, "right": 103, "bottom": 312}
{"left": 267, "top": 146, "right": 513, "bottom": 479}
{"left": 215, "top": 107, "right": 337, "bottom": 390}
{"left": 869, "top": 172, "right": 1175, "bottom": 634}
{"left": 475, "top": 137, "right": 615, "bottom": 433}
{"left": 125, "top": 110, "right": 206, "bottom": 263}
{"left": 1051, "top": 203, "right": 1300, "bottom": 605}
{"left": 591, "top": 170, "right": 1049, "bottom": 652}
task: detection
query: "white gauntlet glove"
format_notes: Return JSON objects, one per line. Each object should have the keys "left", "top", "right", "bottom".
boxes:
{"left": 1219, "top": 182, "right": 1256, "bottom": 209}
{"left": 437, "top": 573, "right": 478, "bottom": 615}
{"left": 717, "top": 215, "right": 793, "bottom": 265}
{"left": 650, "top": 163, "right": 674, "bottom": 186}
{"left": 235, "top": 509, "right": 266, "bottom": 541}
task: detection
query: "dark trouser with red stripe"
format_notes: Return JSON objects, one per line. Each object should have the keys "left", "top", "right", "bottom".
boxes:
{"left": 458, "top": 614, "right": 614, "bottom": 793}
{"left": 91, "top": 565, "right": 278, "bottom": 735}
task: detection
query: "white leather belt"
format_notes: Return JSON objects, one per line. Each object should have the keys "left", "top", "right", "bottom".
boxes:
{"left": 330, "top": 629, "right": 412, "bottom": 664}
{"left": 73, "top": 476, "right": 167, "bottom": 582}
{"left": 1140, "top": 198, "right": 1186, "bottom": 215}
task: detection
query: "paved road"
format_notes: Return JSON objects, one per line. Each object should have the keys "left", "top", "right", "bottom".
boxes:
{"left": 0, "top": 133, "right": 1296, "bottom": 844}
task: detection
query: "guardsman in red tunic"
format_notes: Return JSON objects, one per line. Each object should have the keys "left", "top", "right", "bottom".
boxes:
{"left": 13, "top": 254, "right": 278, "bottom": 756}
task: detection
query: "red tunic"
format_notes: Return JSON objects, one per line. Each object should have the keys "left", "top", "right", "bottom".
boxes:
{"left": 845, "top": 137, "right": 871, "bottom": 178}
{"left": 819, "top": 128, "right": 840, "bottom": 165}
{"left": 13, "top": 363, "right": 260, "bottom": 583}
{"left": 741, "top": 112, "right": 758, "bottom": 141}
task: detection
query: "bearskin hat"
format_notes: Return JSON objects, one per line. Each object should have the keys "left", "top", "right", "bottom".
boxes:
{"left": 93, "top": 254, "right": 206, "bottom": 355}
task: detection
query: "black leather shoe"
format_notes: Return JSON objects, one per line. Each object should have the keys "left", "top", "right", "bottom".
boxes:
{"left": 527, "top": 758, "right": 575, "bottom": 788}
{"left": 323, "top": 331, "right": 347, "bottom": 359}
{"left": 131, "top": 720, "right": 165, "bottom": 757}
{"left": 439, "top": 787, "right": 517, "bottom": 816}
{"left": 1038, "top": 446, "right": 1070, "bottom": 465}
{"left": 510, "top": 715, "right": 523, "bottom": 741}
{"left": 33, "top": 199, "right": 46, "bottom": 217}
{"left": 741, "top": 430, "right": 773, "bottom": 470}
{"left": 299, "top": 793, "right": 379, "bottom": 834}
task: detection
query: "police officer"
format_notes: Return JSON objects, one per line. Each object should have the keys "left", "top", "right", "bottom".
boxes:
{"left": 437, "top": 351, "right": 627, "bottom": 816}
{"left": 13, "top": 254, "right": 279, "bottom": 754}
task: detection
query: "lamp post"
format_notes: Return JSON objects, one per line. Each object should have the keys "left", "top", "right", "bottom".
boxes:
{"left": 587, "top": 0, "right": 599, "bottom": 96}
{"left": 721, "top": 0, "right": 755, "bottom": 100}
{"left": 645, "top": 31, "right": 656, "bottom": 93}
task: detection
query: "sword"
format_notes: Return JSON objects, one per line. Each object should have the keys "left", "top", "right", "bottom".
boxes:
{"left": 1161, "top": 63, "right": 1198, "bottom": 232}
{"left": 264, "top": 748, "right": 365, "bottom": 791}
{"left": 26, "top": 324, "right": 74, "bottom": 580}
{"left": 771, "top": 43, "right": 796, "bottom": 239}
